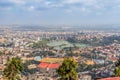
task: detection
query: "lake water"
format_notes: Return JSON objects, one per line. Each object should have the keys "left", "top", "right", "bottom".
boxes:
{"left": 47, "top": 40, "right": 89, "bottom": 50}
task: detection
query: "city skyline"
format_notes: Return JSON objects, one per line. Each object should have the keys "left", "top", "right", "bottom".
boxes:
{"left": 0, "top": 0, "right": 120, "bottom": 25}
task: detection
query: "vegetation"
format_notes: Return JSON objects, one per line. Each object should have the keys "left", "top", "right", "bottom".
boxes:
{"left": 3, "top": 57, "right": 24, "bottom": 80}
{"left": 67, "top": 37, "right": 77, "bottom": 43}
{"left": 33, "top": 39, "right": 49, "bottom": 48}
{"left": 57, "top": 57, "right": 78, "bottom": 80}
{"left": 115, "top": 59, "right": 120, "bottom": 67}
{"left": 67, "top": 35, "right": 120, "bottom": 46}
{"left": 114, "top": 67, "right": 120, "bottom": 77}
{"left": 77, "top": 63, "right": 88, "bottom": 72}
{"left": 0, "top": 51, "right": 3, "bottom": 56}
{"left": 77, "top": 63, "right": 111, "bottom": 72}
{"left": 114, "top": 58, "right": 120, "bottom": 77}
{"left": 80, "top": 53, "right": 105, "bottom": 60}
{"left": 23, "top": 60, "right": 38, "bottom": 75}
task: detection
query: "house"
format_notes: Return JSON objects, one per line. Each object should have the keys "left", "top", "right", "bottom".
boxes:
{"left": 40, "top": 57, "right": 64, "bottom": 64}
{"left": 85, "top": 60, "right": 94, "bottom": 65}
{"left": 79, "top": 74, "right": 92, "bottom": 80}
{"left": 38, "top": 62, "right": 60, "bottom": 77}
{"left": 98, "top": 77, "right": 120, "bottom": 80}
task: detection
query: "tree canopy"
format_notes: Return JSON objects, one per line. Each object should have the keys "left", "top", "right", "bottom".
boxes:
{"left": 114, "top": 58, "right": 120, "bottom": 77}
{"left": 3, "top": 57, "right": 24, "bottom": 80}
{"left": 57, "top": 57, "right": 78, "bottom": 80}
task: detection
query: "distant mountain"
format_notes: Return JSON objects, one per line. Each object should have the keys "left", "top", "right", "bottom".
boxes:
{"left": 3, "top": 24, "right": 120, "bottom": 31}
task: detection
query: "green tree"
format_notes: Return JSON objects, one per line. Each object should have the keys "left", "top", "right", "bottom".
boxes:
{"left": 0, "top": 51, "right": 3, "bottom": 56}
{"left": 57, "top": 57, "right": 78, "bottom": 80}
{"left": 115, "top": 58, "right": 120, "bottom": 67}
{"left": 114, "top": 58, "right": 120, "bottom": 77}
{"left": 3, "top": 57, "right": 24, "bottom": 80}
{"left": 114, "top": 67, "right": 120, "bottom": 77}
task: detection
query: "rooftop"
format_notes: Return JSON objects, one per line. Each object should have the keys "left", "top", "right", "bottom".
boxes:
{"left": 40, "top": 57, "right": 64, "bottom": 63}
{"left": 38, "top": 62, "right": 60, "bottom": 69}
{"left": 98, "top": 77, "right": 120, "bottom": 80}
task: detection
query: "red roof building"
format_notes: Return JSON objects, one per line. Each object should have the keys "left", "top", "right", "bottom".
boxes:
{"left": 110, "top": 57, "right": 118, "bottom": 62}
{"left": 47, "top": 63, "right": 60, "bottom": 69}
{"left": 38, "top": 62, "right": 49, "bottom": 68}
{"left": 38, "top": 62, "right": 60, "bottom": 69}
{"left": 99, "top": 77, "right": 120, "bottom": 80}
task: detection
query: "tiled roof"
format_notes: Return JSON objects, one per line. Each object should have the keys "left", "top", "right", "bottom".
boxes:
{"left": 38, "top": 62, "right": 49, "bottom": 68}
{"left": 47, "top": 63, "right": 60, "bottom": 69}
{"left": 38, "top": 62, "right": 60, "bottom": 69}
{"left": 99, "top": 77, "right": 120, "bottom": 80}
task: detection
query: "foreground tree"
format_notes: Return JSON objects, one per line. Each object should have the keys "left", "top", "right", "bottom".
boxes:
{"left": 114, "top": 58, "right": 120, "bottom": 77}
{"left": 57, "top": 57, "right": 78, "bottom": 80}
{"left": 3, "top": 57, "right": 24, "bottom": 80}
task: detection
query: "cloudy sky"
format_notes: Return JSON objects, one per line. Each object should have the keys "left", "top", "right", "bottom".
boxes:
{"left": 0, "top": 0, "right": 120, "bottom": 25}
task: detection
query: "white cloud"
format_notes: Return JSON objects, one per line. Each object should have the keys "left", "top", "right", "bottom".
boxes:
{"left": 81, "top": 7, "right": 90, "bottom": 13}
{"left": 9, "top": 0, "right": 25, "bottom": 5}
{"left": 63, "top": 0, "right": 81, "bottom": 4}
{"left": 117, "top": 5, "right": 120, "bottom": 8}
{"left": 63, "top": 0, "right": 96, "bottom": 5}
{"left": 0, "top": 7, "right": 11, "bottom": 11}
{"left": 1, "top": 0, "right": 120, "bottom": 14}
{"left": 28, "top": 6, "right": 35, "bottom": 11}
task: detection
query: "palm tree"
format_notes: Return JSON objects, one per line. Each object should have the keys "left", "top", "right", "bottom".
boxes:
{"left": 3, "top": 57, "right": 24, "bottom": 80}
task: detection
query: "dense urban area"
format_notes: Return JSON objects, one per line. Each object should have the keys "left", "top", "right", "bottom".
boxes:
{"left": 0, "top": 26, "right": 120, "bottom": 80}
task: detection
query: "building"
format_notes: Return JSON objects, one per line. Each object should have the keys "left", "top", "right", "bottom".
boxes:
{"left": 98, "top": 77, "right": 120, "bottom": 80}
{"left": 38, "top": 62, "right": 60, "bottom": 77}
